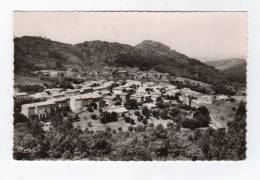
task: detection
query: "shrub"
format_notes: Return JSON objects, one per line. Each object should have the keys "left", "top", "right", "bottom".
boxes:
{"left": 193, "top": 106, "right": 211, "bottom": 127}
{"left": 152, "top": 110, "right": 160, "bottom": 118}
{"left": 142, "top": 107, "right": 151, "bottom": 117}
{"left": 130, "top": 119, "right": 136, "bottom": 125}
{"left": 128, "top": 126, "right": 134, "bottom": 132}
{"left": 134, "top": 111, "right": 141, "bottom": 117}
{"left": 170, "top": 108, "right": 180, "bottom": 117}
{"left": 124, "top": 99, "right": 138, "bottom": 109}
{"left": 115, "top": 101, "right": 122, "bottom": 106}
{"left": 88, "top": 106, "right": 94, "bottom": 112}
{"left": 91, "top": 114, "right": 97, "bottom": 120}
{"left": 181, "top": 119, "right": 201, "bottom": 129}
{"left": 160, "top": 109, "right": 170, "bottom": 120}
{"left": 124, "top": 116, "right": 135, "bottom": 125}
{"left": 118, "top": 127, "right": 123, "bottom": 132}
{"left": 135, "top": 125, "right": 145, "bottom": 132}
{"left": 87, "top": 122, "right": 92, "bottom": 127}
{"left": 89, "top": 102, "right": 97, "bottom": 109}
{"left": 194, "top": 129, "right": 202, "bottom": 140}
{"left": 110, "top": 112, "right": 118, "bottom": 122}
{"left": 100, "top": 112, "right": 118, "bottom": 124}
{"left": 106, "top": 127, "right": 112, "bottom": 132}
{"left": 142, "top": 119, "right": 148, "bottom": 125}
{"left": 14, "top": 113, "right": 28, "bottom": 124}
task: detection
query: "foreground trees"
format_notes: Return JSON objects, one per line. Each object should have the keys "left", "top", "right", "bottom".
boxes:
{"left": 182, "top": 106, "right": 211, "bottom": 129}
{"left": 13, "top": 102, "right": 246, "bottom": 160}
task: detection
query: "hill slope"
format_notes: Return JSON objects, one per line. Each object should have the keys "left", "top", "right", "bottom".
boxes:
{"left": 206, "top": 59, "right": 246, "bottom": 84}
{"left": 14, "top": 36, "right": 230, "bottom": 87}
{"left": 205, "top": 58, "right": 245, "bottom": 71}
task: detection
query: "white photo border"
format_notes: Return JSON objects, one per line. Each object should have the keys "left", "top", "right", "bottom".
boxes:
{"left": 1, "top": 0, "right": 260, "bottom": 180}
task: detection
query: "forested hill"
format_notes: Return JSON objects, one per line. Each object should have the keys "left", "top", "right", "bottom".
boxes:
{"left": 206, "top": 58, "right": 246, "bottom": 84}
{"left": 14, "top": 36, "right": 229, "bottom": 86}
{"left": 205, "top": 58, "right": 246, "bottom": 71}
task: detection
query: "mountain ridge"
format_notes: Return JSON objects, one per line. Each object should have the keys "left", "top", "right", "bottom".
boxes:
{"left": 205, "top": 58, "right": 246, "bottom": 71}
{"left": 14, "top": 36, "right": 236, "bottom": 91}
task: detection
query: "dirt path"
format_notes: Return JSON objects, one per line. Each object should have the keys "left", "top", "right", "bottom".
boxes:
{"left": 209, "top": 114, "right": 222, "bottom": 129}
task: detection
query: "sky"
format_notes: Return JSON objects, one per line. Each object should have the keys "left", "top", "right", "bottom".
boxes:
{"left": 13, "top": 12, "right": 247, "bottom": 61}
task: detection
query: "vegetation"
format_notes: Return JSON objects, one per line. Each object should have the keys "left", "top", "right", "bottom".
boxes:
{"left": 100, "top": 112, "right": 118, "bottom": 124}
{"left": 14, "top": 36, "right": 239, "bottom": 93}
{"left": 13, "top": 101, "right": 246, "bottom": 160}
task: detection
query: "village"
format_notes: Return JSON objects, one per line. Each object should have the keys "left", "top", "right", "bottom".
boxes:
{"left": 14, "top": 67, "right": 245, "bottom": 132}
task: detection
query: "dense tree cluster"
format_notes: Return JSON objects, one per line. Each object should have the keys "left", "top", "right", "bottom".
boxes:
{"left": 100, "top": 112, "right": 118, "bottom": 124}
{"left": 15, "top": 85, "right": 44, "bottom": 94}
{"left": 13, "top": 101, "right": 246, "bottom": 160}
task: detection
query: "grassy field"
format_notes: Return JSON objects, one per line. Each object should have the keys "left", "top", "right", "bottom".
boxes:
{"left": 174, "top": 76, "right": 214, "bottom": 92}
{"left": 205, "top": 99, "right": 240, "bottom": 128}
{"left": 74, "top": 109, "right": 173, "bottom": 132}
{"left": 14, "top": 74, "right": 53, "bottom": 86}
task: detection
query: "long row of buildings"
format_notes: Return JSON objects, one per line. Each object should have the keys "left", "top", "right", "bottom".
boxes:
{"left": 17, "top": 79, "right": 220, "bottom": 119}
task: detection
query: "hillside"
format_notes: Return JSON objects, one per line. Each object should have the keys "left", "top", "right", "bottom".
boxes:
{"left": 223, "top": 61, "right": 247, "bottom": 84}
{"left": 205, "top": 58, "right": 245, "bottom": 71}
{"left": 14, "top": 36, "right": 230, "bottom": 88}
{"left": 206, "top": 58, "right": 246, "bottom": 84}
{"left": 14, "top": 36, "right": 84, "bottom": 73}
{"left": 114, "top": 40, "right": 227, "bottom": 86}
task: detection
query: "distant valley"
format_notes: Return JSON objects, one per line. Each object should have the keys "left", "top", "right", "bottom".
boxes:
{"left": 205, "top": 58, "right": 246, "bottom": 84}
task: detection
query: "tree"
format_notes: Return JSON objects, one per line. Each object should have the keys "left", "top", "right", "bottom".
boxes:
{"left": 160, "top": 109, "right": 169, "bottom": 120}
{"left": 226, "top": 101, "right": 246, "bottom": 160}
{"left": 88, "top": 106, "right": 94, "bottom": 112}
{"left": 125, "top": 99, "right": 138, "bottom": 109}
{"left": 156, "top": 97, "right": 163, "bottom": 102}
{"left": 14, "top": 113, "right": 28, "bottom": 124}
{"left": 49, "top": 113, "right": 63, "bottom": 128}
{"left": 118, "top": 127, "right": 122, "bottom": 132}
{"left": 87, "top": 122, "right": 93, "bottom": 127}
{"left": 193, "top": 106, "right": 211, "bottom": 127}
{"left": 134, "top": 111, "right": 141, "bottom": 117}
{"left": 175, "top": 92, "right": 181, "bottom": 101}
{"left": 100, "top": 112, "right": 118, "bottom": 124}
{"left": 91, "top": 114, "right": 97, "bottom": 120}
{"left": 110, "top": 112, "right": 118, "bottom": 122}
{"left": 170, "top": 108, "right": 180, "bottom": 117}
{"left": 89, "top": 102, "right": 97, "bottom": 110}
{"left": 152, "top": 110, "right": 160, "bottom": 118}
{"left": 154, "top": 124, "right": 167, "bottom": 139}
{"left": 128, "top": 126, "right": 134, "bottom": 132}
{"left": 142, "top": 107, "right": 151, "bottom": 118}
{"left": 100, "top": 112, "right": 110, "bottom": 124}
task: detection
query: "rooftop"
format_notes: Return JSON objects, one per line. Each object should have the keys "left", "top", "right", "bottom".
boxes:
{"left": 14, "top": 92, "right": 28, "bottom": 96}
{"left": 71, "top": 92, "right": 101, "bottom": 100}
{"left": 107, "top": 106, "right": 128, "bottom": 114}
{"left": 22, "top": 100, "right": 55, "bottom": 108}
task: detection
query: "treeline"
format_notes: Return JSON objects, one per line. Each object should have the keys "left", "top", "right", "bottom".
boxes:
{"left": 13, "top": 102, "right": 246, "bottom": 160}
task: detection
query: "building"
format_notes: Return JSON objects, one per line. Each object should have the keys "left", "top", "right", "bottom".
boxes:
{"left": 21, "top": 97, "right": 70, "bottom": 118}
{"left": 107, "top": 106, "right": 128, "bottom": 115}
{"left": 30, "top": 92, "right": 50, "bottom": 99}
{"left": 216, "top": 95, "right": 229, "bottom": 101}
{"left": 80, "top": 87, "right": 93, "bottom": 94}
{"left": 14, "top": 92, "right": 29, "bottom": 101}
{"left": 44, "top": 88, "right": 62, "bottom": 94}
{"left": 21, "top": 101, "right": 56, "bottom": 118}
{"left": 37, "top": 70, "right": 65, "bottom": 77}
{"left": 65, "top": 89, "right": 81, "bottom": 96}
{"left": 69, "top": 92, "right": 102, "bottom": 113}
{"left": 93, "top": 81, "right": 116, "bottom": 91}
{"left": 143, "top": 103, "right": 157, "bottom": 109}
{"left": 48, "top": 97, "right": 70, "bottom": 110}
